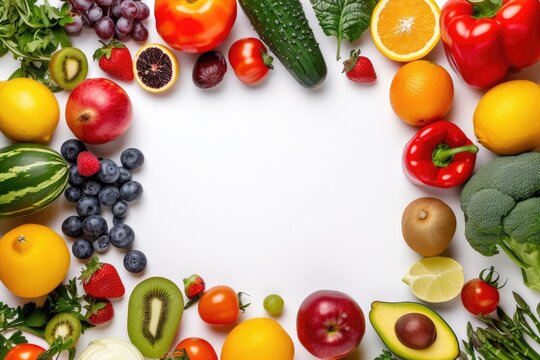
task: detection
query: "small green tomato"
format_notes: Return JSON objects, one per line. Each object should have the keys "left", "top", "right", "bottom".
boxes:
{"left": 263, "top": 294, "right": 284, "bottom": 315}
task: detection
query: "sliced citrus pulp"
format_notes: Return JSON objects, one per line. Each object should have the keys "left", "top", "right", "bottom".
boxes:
{"left": 403, "top": 257, "right": 464, "bottom": 303}
{"left": 133, "top": 43, "right": 179, "bottom": 93}
{"left": 371, "top": 0, "right": 441, "bottom": 62}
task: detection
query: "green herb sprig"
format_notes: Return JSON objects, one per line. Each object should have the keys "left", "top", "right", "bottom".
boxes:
{"left": 0, "top": 0, "right": 72, "bottom": 91}
{"left": 0, "top": 278, "right": 94, "bottom": 359}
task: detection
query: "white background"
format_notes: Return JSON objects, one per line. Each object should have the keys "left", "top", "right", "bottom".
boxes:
{"left": 1, "top": 0, "right": 539, "bottom": 358}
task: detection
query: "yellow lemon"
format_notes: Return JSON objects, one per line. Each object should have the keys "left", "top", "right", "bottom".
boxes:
{"left": 0, "top": 224, "right": 70, "bottom": 298}
{"left": 474, "top": 80, "right": 540, "bottom": 155}
{"left": 0, "top": 78, "right": 60, "bottom": 143}
{"left": 221, "top": 318, "right": 295, "bottom": 360}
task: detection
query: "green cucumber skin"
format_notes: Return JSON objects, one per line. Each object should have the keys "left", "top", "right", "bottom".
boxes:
{"left": 238, "top": 0, "right": 328, "bottom": 88}
{"left": 0, "top": 144, "right": 68, "bottom": 218}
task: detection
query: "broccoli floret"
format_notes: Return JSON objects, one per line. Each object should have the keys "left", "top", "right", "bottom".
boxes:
{"left": 461, "top": 152, "right": 540, "bottom": 293}
{"left": 504, "top": 198, "right": 540, "bottom": 245}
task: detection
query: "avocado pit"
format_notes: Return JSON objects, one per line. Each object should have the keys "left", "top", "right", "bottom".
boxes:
{"left": 395, "top": 313, "right": 437, "bottom": 350}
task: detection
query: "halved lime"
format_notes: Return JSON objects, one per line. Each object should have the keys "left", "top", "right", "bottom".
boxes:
{"left": 403, "top": 257, "right": 464, "bottom": 303}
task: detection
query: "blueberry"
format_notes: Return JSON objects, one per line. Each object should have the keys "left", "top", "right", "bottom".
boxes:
{"left": 98, "top": 159, "right": 120, "bottom": 183}
{"left": 112, "top": 201, "right": 128, "bottom": 218}
{"left": 109, "top": 223, "right": 135, "bottom": 249}
{"left": 82, "top": 180, "right": 102, "bottom": 196}
{"left": 61, "top": 216, "right": 83, "bottom": 237}
{"left": 120, "top": 181, "right": 143, "bottom": 202}
{"left": 82, "top": 215, "right": 108, "bottom": 238}
{"left": 98, "top": 185, "right": 120, "bottom": 206}
{"left": 72, "top": 239, "right": 94, "bottom": 259}
{"left": 68, "top": 165, "right": 84, "bottom": 187}
{"left": 93, "top": 235, "right": 111, "bottom": 254}
{"left": 123, "top": 249, "right": 147, "bottom": 273}
{"left": 61, "top": 139, "right": 87, "bottom": 163}
{"left": 64, "top": 187, "right": 82, "bottom": 203}
{"left": 76, "top": 196, "right": 101, "bottom": 217}
{"left": 120, "top": 148, "right": 144, "bottom": 170}
{"left": 113, "top": 216, "right": 125, "bottom": 225}
{"left": 117, "top": 167, "right": 132, "bottom": 185}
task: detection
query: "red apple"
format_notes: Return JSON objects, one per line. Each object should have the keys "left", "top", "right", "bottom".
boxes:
{"left": 66, "top": 78, "right": 132, "bottom": 144}
{"left": 297, "top": 290, "right": 365, "bottom": 359}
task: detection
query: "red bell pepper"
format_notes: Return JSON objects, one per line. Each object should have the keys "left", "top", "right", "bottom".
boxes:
{"left": 403, "top": 121, "right": 479, "bottom": 188}
{"left": 440, "top": 0, "right": 540, "bottom": 89}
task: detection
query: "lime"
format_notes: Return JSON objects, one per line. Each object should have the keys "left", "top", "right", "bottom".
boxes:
{"left": 403, "top": 257, "right": 464, "bottom": 303}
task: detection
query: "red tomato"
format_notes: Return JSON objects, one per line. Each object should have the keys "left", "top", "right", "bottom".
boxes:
{"left": 5, "top": 344, "right": 45, "bottom": 360}
{"left": 155, "top": 0, "right": 236, "bottom": 53}
{"left": 175, "top": 337, "right": 218, "bottom": 360}
{"left": 461, "top": 278, "right": 500, "bottom": 315}
{"left": 198, "top": 285, "right": 241, "bottom": 325}
{"left": 228, "top": 38, "right": 273, "bottom": 85}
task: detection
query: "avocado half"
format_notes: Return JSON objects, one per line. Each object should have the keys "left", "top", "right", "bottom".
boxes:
{"left": 369, "top": 301, "right": 459, "bottom": 360}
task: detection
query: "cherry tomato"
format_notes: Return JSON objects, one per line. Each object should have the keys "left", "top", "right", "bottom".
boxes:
{"left": 175, "top": 337, "right": 218, "bottom": 360}
{"left": 461, "top": 267, "right": 504, "bottom": 315}
{"left": 155, "top": 0, "right": 236, "bottom": 53}
{"left": 5, "top": 344, "right": 45, "bottom": 360}
{"left": 228, "top": 38, "right": 274, "bottom": 85}
{"left": 198, "top": 285, "right": 244, "bottom": 325}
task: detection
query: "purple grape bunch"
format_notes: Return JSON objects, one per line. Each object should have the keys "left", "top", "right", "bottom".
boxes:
{"left": 65, "top": 0, "right": 150, "bottom": 42}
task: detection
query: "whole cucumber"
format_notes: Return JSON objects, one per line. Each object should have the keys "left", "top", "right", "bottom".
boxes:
{"left": 238, "top": 0, "right": 327, "bottom": 88}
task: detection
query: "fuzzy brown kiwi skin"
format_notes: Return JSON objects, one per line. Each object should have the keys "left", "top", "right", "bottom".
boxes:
{"left": 49, "top": 47, "right": 89, "bottom": 90}
{"left": 44, "top": 312, "right": 82, "bottom": 347}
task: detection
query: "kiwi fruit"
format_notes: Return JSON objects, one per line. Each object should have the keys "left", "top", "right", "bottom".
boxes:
{"left": 44, "top": 312, "right": 82, "bottom": 347}
{"left": 128, "top": 276, "right": 184, "bottom": 358}
{"left": 49, "top": 47, "right": 88, "bottom": 90}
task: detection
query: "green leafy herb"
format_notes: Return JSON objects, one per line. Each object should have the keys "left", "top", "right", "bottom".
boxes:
{"left": 0, "top": 0, "right": 72, "bottom": 91}
{"left": 35, "top": 338, "right": 75, "bottom": 360}
{"left": 0, "top": 278, "right": 94, "bottom": 357}
{"left": 374, "top": 349, "right": 397, "bottom": 360}
{"left": 310, "top": 0, "right": 378, "bottom": 60}
{"left": 462, "top": 291, "right": 540, "bottom": 360}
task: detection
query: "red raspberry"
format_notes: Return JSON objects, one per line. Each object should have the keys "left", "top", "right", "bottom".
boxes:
{"left": 77, "top": 151, "right": 100, "bottom": 177}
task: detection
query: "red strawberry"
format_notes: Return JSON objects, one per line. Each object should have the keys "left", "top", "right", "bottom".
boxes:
{"left": 93, "top": 40, "right": 134, "bottom": 81}
{"left": 342, "top": 49, "right": 377, "bottom": 84}
{"left": 86, "top": 297, "right": 114, "bottom": 325}
{"left": 183, "top": 274, "right": 205, "bottom": 309}
{"left": 79, "top": 256, "right": 125, "bottom": 298}
{"left": 184, "top": 274, "right": 205, "bottom": 299}
{"left": 77, "top": 151, "right": 100, "bottom": 177}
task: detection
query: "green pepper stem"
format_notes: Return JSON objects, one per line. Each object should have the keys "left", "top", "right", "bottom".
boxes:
{"left": 432, "top": 144, "right": 479, "bottom": 168}
{"left": 468, "top": 0, "right": 502, "bottom": 19}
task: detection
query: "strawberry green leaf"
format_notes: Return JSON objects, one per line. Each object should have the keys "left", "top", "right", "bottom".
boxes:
{"left": 310, "top": 0, "right": 378, "bottom": 60}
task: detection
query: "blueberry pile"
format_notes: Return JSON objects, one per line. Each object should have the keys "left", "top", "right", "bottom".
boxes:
{"left": 60, "top": 139, "right": 147, "bottom": 273}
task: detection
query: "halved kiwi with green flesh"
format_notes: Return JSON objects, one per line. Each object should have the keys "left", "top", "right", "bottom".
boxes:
{"left": 128, "top": 277, "right": 184, "bottom": 358}
{"left": 44, "top": 312, "right": 82, "bottom": 347}
{"left": 49, "top": 47, "right": 88, "bottom": 90}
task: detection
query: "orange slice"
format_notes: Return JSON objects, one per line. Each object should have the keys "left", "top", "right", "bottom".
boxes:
{"left": 370, "top": 0, "right": 440, "bottom": 62}
{"left": 133, "top": 43, "right": 179, "bottom": 93}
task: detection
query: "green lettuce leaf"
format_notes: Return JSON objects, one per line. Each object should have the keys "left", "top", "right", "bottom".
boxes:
{"left": 310, "top": 0, "right": 378, "bottom": 60}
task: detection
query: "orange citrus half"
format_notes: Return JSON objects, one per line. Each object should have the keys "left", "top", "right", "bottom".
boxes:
{"left": 371, "top": 0, "right": 441, "bottom": 62}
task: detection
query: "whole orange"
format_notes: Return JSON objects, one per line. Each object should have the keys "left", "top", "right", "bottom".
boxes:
{"left": 0, "top": 224, "right": 70, "bottom": 298}
{"left": 390, "top": 60, "right": 454, "bottom": 126}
